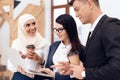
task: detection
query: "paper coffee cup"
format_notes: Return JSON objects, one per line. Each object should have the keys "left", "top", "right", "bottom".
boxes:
{"left": 26, "top": 45, "right": 35, "bottom": 51}
{"left": 68, "top": 51, "right": 80, "bottom": 65}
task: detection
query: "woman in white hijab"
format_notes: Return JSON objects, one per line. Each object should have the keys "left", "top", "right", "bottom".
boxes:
{"left": 8, "top": 14, "right": 49, "bottom": 80}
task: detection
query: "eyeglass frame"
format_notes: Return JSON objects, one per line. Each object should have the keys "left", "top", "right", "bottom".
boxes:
{"left": 53, "top": 28, "right": 65, "bottom": 33}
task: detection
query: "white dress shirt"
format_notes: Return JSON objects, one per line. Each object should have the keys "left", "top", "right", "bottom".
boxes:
{"left": 89, "top": 14, "right": 105, "bottom": 36}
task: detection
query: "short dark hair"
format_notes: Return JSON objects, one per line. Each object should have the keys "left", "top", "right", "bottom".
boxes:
{"left": 69, "top": 0, "right": 99, "bottom": 7}
{"left": 69, "top": 0, "right": 87, "bottom": 5}
{"left": 69, "top": 0, "right": 75, "bottom": 5}
{"left": 93, "top": 0, "right": 100, "bottom": 7}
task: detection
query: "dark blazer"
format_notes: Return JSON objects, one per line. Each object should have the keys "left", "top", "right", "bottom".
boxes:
{"left": 45, "top": 41, "right": 73, "bottom": 80}
{"left": 83, "top": 15, "right": 120, "bottom": 80}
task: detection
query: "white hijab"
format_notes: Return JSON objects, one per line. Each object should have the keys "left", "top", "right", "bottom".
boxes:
{"left": 12, "top": 14, "right": 48, "bottom": 50}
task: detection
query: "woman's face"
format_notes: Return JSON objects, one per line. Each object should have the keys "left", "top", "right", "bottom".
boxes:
{"left": 24, "top": 19, "right": 37, "bottom": 36}
{"left": 54, "top": 23, "right": 69, "bottom": 42}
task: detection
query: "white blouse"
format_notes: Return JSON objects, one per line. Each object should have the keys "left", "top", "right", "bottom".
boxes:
{"left": 53, "top": 42, "right": 71, "bottom": 72}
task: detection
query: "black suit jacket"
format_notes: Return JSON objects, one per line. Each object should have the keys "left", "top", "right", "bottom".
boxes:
{"left": 83, "top": 15, "right": 120, "bottom": 80}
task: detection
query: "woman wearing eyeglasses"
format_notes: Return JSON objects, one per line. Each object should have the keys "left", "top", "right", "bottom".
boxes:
{"left": 38, "top": 14, "right": 84, "bottom": 80}
{"left": 7, "top": 14, "right": 49, "bottom": 80}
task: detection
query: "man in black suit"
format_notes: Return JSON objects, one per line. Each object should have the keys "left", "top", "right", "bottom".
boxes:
{"left": 52, "top": 0, "right": 120, "bottom": 80}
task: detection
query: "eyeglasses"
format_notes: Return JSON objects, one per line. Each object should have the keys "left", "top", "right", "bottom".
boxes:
{"left": 53, "top": 28, "right": 65, "bottom": 33}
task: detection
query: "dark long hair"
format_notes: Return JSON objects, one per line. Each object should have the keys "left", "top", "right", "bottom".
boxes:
{"left": 56, "top": 14, "right": 82, "bottom": 54}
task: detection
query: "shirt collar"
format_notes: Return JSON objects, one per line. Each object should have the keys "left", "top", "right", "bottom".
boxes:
{"left": 60, "top": 41, "right": 71, "bottom": 49}
{"left": 90, "top": 14, "right": 104, "bottom": 32}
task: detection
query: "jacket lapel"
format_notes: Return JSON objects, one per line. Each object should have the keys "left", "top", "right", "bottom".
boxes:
{"left": 84, "top": 15, "right": 108, "bottom": 59}
{"left": 46, "top": 41, "right": 60, "bottom": 68}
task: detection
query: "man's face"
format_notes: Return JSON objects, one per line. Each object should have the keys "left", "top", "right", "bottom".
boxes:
{"left": 73, "top": 0, "right": 91, "bottom": 24}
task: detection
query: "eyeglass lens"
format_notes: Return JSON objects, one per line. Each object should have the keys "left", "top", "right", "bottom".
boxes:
{"left": 53, "top": 28, "right": 64, "bottom": 33}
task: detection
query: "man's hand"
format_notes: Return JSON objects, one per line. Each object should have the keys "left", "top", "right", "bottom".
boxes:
{"left": 70, "top": 63, "right": 85, "bottom": 79}
{"left": 51, "top": 61, "right": 85, "bottom": 79}
{"left": 51, "top": 62, "right": 72, "bottom": 75}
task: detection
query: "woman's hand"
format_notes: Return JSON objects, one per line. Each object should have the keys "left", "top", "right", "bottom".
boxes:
{"left": 26, "top": 49, "right": 36, "bottom": 60}
{"left": 17, "top": 65, "right": 25, "bottom": 73}
{"left": 19, "top": 51, "right": 27, "bottom": 59}
{"left": 38, "top": 68, "right": 55, "bottom": 77}
{"left": 26, "top": 49, "right": 44, "bottom": 63}
{"left": 17, "top": 66, "right": 34, "bottom": 78}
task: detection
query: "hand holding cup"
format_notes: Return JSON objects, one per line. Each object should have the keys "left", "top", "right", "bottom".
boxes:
{"left": 67, "top": 51, "right": 80, "bottom": 65}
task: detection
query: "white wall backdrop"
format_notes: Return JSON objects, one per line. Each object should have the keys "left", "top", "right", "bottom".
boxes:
{"left": 100, "top": 0, "right": 120, "bottom": 18}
